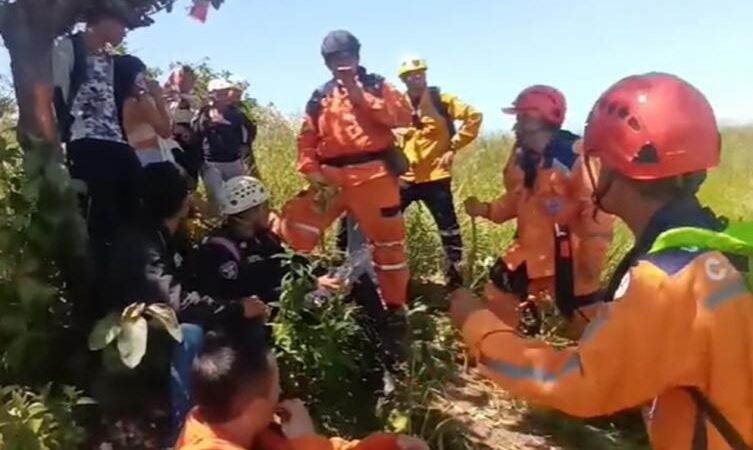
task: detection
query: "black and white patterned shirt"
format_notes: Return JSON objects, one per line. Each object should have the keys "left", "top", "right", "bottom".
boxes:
{"left": 70, "top": 54, "right": 124, "bottom": 143}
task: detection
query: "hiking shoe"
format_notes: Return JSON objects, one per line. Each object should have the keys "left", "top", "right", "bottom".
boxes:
{"left": 445, "top": 265, "right": 464, "bottom": 290}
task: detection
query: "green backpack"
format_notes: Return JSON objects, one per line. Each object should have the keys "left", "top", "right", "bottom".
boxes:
{"left": 649, "top": 222, "right": 753, "bottom": 450}
{"left": 650, "top": 223, "right": 753, "bottom": 290}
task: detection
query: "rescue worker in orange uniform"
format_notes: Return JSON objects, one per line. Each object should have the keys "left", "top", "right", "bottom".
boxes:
{"left": 396, "top": 57, "right": 483, "bottom": 288}
{"left": 464, "top": 85, "right": 613, "bottom": 332}
{"left": 451, "top": 73, "right": 753, "bottom": 450}
{"left": 278, "top": 30, "right": 413, "bottom": 311}
{"left": 176, "top": 328, "right": 429, "bottom": 450}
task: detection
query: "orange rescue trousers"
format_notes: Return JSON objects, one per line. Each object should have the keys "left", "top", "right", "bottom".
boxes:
{"left": 279, "top": 175, "right": 409, "bottom": 307}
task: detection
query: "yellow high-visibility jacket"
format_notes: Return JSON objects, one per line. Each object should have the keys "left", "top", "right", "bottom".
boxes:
{"left": 397, "top": 89, "right": 482, "bottom": 183}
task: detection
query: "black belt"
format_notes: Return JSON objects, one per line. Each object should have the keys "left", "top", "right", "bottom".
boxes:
{"left": 554, "top": 223, "right": 577, "bottom": 319}
{"left": 319, "top": 149, "right": 392, "bottom": 168}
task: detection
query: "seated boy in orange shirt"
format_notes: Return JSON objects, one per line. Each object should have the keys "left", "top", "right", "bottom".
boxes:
{"left": 176, "top": 328, "right": 428, "bottom": 450}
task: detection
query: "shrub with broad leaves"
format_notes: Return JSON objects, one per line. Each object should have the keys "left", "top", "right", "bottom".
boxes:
{"left": 88, "top": 302, "right": 183, "bottom": 369}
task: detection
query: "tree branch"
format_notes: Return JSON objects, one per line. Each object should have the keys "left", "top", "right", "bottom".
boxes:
{"left": 51, "top": 0, "right": 95, "bottom": 36}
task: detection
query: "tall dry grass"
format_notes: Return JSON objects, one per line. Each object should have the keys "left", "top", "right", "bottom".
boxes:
{"left": 255, "top": 109, "right": 752, "bottom": 279}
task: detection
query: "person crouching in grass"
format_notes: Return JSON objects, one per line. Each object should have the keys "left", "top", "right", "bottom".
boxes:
{"left": 175, "top": 327, "right": 429, "bottom": 450}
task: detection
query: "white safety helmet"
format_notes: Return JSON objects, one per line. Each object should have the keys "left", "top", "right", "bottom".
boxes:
{"left": 207, "top": 78, "right": 234, "bottom": 93}
{"left": 221, "top": 176, "right": 270, "bottom": 216}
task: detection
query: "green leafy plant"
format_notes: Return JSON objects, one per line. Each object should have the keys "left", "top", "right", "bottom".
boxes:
{"left": 378, "top": 302, "right": 473, "bottom": 450}
{"left": 88, "top": 302, "right": 183, "bottom": 369}
{"left": 0, "top": 384, "right": 93, "bottom": 450}
{"left": 0, "top": 138, "right": 88, "bottom": 380}
{"left": 272, "top": 254, "right": 381, "bottom": 436}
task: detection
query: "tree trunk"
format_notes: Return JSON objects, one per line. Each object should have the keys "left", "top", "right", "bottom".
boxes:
{"left": 0, "top": 1, "right": 59, "bottom": 149}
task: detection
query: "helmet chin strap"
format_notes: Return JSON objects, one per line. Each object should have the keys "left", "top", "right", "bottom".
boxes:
{"left": 585, "top": 157, "right": 615, "bottom": 217}
{"left": 230, "top": 215, "right": 263, "bottom": 237}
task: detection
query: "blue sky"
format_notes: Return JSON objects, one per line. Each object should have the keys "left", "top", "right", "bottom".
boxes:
{"left": 6, "top": 0, "right": 753, "bottom": 131}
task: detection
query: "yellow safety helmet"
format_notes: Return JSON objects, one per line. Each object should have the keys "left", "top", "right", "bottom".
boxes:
{"left": 398, "top": 57, "right": 428, "bottom": 77}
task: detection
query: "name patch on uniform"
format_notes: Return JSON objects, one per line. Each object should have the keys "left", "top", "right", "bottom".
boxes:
{"left": 220, "top": 261, "right": 239, "bottom": 280}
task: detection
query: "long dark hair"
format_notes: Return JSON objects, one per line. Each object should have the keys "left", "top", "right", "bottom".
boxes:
{"left": 114, "top": 54, "right": 147, "bottom": 99}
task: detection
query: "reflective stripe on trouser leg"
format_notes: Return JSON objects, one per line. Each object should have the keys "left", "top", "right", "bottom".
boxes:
{"left": 372, "top": 235, "right": 409, "bottom": 307}
{"left": 422, "top": 179, "right": 463, "bottom": 268}
{"left": 278, "top": 188, "right": 344, "bottom": 253}
{"left": 344, "top": 175, "right": 409, "bottom": 307}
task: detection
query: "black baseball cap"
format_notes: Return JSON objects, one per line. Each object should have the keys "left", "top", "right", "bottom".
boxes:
{"left": 321, "top": 30, "right": 361, "bottom": 57}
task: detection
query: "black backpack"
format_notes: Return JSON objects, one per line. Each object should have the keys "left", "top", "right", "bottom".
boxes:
{"left": 427, "top": 86, "right": 456, "bottom": 137}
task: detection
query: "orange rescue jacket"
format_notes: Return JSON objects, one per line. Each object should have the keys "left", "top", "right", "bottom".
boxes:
{"left": 297, "top": 67, "right": 412, "bottom": 186}
{"left": 176, "top": 409, "right": 401, "bottom": 450}
{"left": 458, "top": 198, "right": 753, "bottom": 450}
{"left": 480, "top": 131, "right": 613, "bottom": 295}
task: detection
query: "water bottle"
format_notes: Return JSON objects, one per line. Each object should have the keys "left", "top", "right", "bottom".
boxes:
{"left": 304, "top": 248, "right": 372, "bottom": 307}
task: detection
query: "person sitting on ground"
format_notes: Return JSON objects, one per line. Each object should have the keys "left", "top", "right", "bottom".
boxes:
{"left": 184, "top": 176, "right": 377, "bottom": 317}
{"left": 194, "top": 79, "right": 258, "bottom": 214}
{"left": 450, "top": 73, "right": 753, "bottom": 450}
{"left": 463, "top": 85, "right": 614, "bottom": 335}
{"left": 104, "top": 162, "right": 266, "bottom": 444}
{"left": 183, "top": 176, "right": 288, "bottom": 312}
{"left": 184, "top": 176, "right": 403, "bottom": 391}
{"left": 176, "top": 327, "right": 429, "bottom": 450}
{"left": 119, "top": 55, "right": 174, "bottom": 167}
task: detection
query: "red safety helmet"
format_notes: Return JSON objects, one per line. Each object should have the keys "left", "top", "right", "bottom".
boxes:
{"left": 583, "top": 73, "right": 720, "bottom": 180}
{"left": 503, "top": 85, "right": 566, "bottom": 127}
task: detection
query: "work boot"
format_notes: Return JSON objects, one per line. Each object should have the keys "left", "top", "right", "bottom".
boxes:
{"left": 445, "top": 264, "right": 464, "bottom": 290}
{"left": 382, "top": 306, "right": 409, "bottom": 369}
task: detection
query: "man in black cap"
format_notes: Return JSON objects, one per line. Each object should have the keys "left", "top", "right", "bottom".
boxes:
{"left": 279, "top": 30, "right": 413, "bottom": 313}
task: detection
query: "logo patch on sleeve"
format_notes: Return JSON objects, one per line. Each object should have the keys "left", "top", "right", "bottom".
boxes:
{"left": 219, "top": 261, "right": 239, "bottom": 280}
{"left": 704, "top": 257, "right": 729, "bottom": 282}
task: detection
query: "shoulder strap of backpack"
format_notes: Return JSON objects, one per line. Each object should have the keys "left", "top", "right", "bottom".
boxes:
{"left": 687, "top": 387, "right": 751, "bottom": 450}
{"left": 428, "top": 86, "right": 456, "bottom": 137}
{"left": 207, "top": 236, "right": 241, "bottom": 262}
{"left": 304, "top": 80, "right": 337, "bottom": 132}
{"left": 69, "top": 33, "right": 88, "bottom": 105}
{"left": 359, "top": 69, "right": 385, "bottom": 98}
